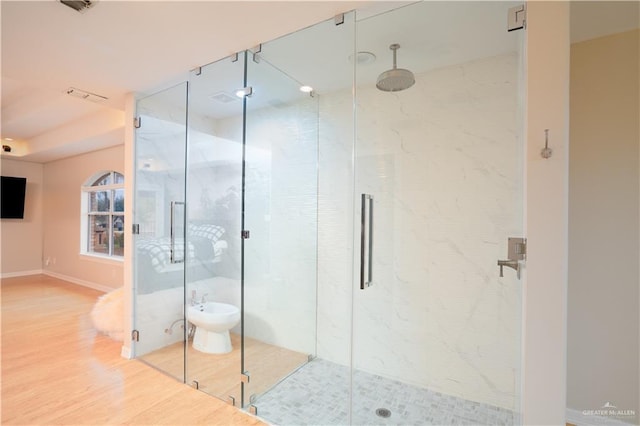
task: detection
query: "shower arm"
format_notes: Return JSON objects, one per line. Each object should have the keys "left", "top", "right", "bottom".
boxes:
{"left": 390, "top": 44, "right": 399, "bottom": 69}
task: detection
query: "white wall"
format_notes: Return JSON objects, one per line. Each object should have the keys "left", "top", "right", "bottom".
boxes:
{"left": 521, "top": 3, "right": 570, "bottom": 424}
{"left": 42, "top": 145, "right": 125, "bottom": 291}
{"left": 0, "top": 158, "right": 44, "bottom": 276}
{"left": 568, "top": 29, "right": 639, "bottom": 422}
{"left": 241, "top": 99, "right": 319, "bottom": 355}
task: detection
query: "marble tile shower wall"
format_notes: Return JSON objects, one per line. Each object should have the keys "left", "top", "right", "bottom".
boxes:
{"left": 316, "top": 53, "right": 523, "bottom": 411}
{"left": 214, "top": 99, "right": 319, "bottom": 356}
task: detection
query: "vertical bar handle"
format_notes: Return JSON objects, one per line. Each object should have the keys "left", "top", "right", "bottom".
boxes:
{"left": 170, "top": 201, "right": 185, "bottom": 264}
{"left": 360, "top": 194, "right": 373, "bottom": 289}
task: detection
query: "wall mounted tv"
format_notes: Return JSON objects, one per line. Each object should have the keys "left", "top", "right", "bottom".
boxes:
{"left": 1, "top": 176, "right": 27, "bottom": 219}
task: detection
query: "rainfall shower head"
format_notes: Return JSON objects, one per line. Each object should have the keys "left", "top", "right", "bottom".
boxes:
{"left": 376, "top": 44, "right": 415, "bottom": 92}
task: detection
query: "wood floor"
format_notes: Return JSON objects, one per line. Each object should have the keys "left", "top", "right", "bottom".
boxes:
{"left": 141, "top": 333, "right": 309, "bottom": 403}
{"left": 0, "top": 274, "right": 266, "bottom": 425}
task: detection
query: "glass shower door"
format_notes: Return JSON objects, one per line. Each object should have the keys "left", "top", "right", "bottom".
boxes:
{"left": 133, "top": 82, "right": 188, "bottom": 380}
{"left": 185, "top": 54, "right": 245, "bottom": 404}
{"left": 242, "top": 51, "right": 320, "bottom": 409}
{"left": 352, "top": 2, "right": 524, "bottom": 424}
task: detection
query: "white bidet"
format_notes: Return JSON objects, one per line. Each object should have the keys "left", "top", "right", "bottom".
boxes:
{"left": 187, "top": 302, "right": 240, "bottom": 354}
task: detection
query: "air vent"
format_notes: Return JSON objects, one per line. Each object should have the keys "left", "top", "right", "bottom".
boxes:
{"left": 59, "top": 0, "right": 97, "bottom": 13}
{"left": 210, "top": 92, "right": 238, "bottom": 104}
{"left": 66, "top": 87, "right": 108, "bottom": 103}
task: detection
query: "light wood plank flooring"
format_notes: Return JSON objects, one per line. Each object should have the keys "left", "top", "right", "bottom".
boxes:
{"left": 1, "top": 274, "right": 267, "bottom": 425}
{"left": 141, "top": 333, "right": 309, "bottom": 402}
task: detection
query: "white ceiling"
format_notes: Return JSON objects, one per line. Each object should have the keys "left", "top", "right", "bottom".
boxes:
{"left": 1, "top": 0, "right": 366, "bottom": 162}
{"left": 1, "top": 1, "right": 638, "bottom": 164}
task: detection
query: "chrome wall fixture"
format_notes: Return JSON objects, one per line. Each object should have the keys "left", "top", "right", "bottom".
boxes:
{"left": 541, "top": 128, "right": 553, "bottom": 159}
{"left": 376, "top": 44, "right": 415, "bottom": 92}
{"left": 497, "top": 237, "right": 526, "bottom": 279}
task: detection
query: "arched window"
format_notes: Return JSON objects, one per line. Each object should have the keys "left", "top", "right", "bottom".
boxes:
{"left": 81, "top": 171, "right": 124, "bottom": 258}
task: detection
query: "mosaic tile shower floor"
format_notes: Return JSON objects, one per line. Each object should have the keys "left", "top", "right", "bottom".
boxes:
{"left": 253, "top": 358, "right": 516, "bottom": 426}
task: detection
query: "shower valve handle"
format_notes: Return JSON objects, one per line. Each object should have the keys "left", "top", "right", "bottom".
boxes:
{"left": 497, "top": 259, "right": 520, "bottom": 279}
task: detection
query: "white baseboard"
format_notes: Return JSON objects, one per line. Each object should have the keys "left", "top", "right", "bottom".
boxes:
{"left": 1, "top": 269, "right": 44, "bottom": 279}
{"left": 43, "top": 271, "right": 112, "bottom": 293}
{"left": 567, "top": 408, "right": 637, "bottom": 426}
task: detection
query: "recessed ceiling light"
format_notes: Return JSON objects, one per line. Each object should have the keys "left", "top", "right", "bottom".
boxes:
{"left": 3, "top": 138, "right": 14, "bottom": 141}
{"left": 299, "top": 85, "right": 314, "bottom": 93}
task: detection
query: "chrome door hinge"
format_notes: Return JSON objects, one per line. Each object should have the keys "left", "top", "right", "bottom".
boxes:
{"left": 191, "top": 380, "right": 199, "bottom": 390}
{"left": 131, "top": 329, "right": 139, "bottom": 342}
{"left": 335, "top": 13, "right": 345, "bottom": 26}
{"left": 241, "top": 230, "right": 250, "bottom": 239}
{"left": 507, "top": 5, "right": 526, "bottom": 32}
{"left": 227, "top": 395, "right": 236, "bottom": 406}
{"left": 241, "top": 371, "right": 250, "bottom": 383}
{"left": 132, "top": 224, "right": 140, "bottom": 235}
{"left": 235, "top": 87, "right": 253, "bottom": 98}
{"left": 249, "top": 405, "right": 258, "bottom": 415}
{"left": 192, "top": 66, "right": 202, "bottom": 76}
{"left": 134, "top": 117, "right": 141, "bottom": 128}
{"left": 251, "top": 44, "right": 262, "bottom": 63}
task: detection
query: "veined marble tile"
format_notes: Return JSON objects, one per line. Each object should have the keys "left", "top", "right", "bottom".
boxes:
{"left": 317, "top": 53, "right": 522, "bottom": 411}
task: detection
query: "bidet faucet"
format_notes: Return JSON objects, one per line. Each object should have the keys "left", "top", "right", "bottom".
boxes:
{"left": 189, "top": 291, "right": 208, "bottom": 305}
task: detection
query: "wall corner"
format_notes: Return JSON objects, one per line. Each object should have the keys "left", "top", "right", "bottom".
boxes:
{"left": 521, "top": 1, "right": 570, "bottom": 424}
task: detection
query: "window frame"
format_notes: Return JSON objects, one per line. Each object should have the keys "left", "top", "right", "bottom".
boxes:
{"left": 80, "top": 171, "right": 125, "bottom": 260}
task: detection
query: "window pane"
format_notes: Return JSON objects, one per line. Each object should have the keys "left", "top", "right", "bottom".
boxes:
{"left": 93, "top": 173, "right": 112, "bottom": 186}
{"left": 113, "top": 189, "right": 124, "bottom": 212}
{"left": 112, "top": 215, "right": 124, "bottom": 256}
{"left": 114, "top": 172, "right": 124, "bottom": 184}
{"left": 89, "top": 215, "right": 109, "bottom": 255}
{"left": 90, "top": 191, "right": 110, "bottom": 212}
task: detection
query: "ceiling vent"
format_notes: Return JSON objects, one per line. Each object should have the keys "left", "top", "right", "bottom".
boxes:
{"left": 59, "top": 0, "right": 97, "bottom": 13}
{"left": 210, "top": 92, "right": 238, "bottom": 104}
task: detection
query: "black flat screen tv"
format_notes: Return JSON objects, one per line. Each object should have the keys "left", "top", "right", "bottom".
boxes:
{"left": 1, "top": 176, "right": 27, "bottom": 219}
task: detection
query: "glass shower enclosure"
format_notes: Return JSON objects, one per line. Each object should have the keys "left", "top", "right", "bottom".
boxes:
{"left": 133, "top": 49, "right": 321, "bottom": 406}
{"left": 132, "top": 1, "right": 524, "bottom": 424}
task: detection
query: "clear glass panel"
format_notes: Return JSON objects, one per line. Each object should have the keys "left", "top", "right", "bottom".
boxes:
{"left": 245, "top": 12, "right": 355, "bottom": 424}
{"left": 184, "top": 53, "right": 245, "bottom": 403}
{"left": 352, "top": 2, "right": 524, "bottom": 424}
{"left": 242, "top": 52, "right": 320, "bottom": 407}
{"left": 114, "top": 172, "right": 124, "bottom": 184}
{"left": 133, "top": 82, "right": 188, "bottom": 381}
{"left": 88, "top": 214, "right": 109, "bottom": 255}
{"left": 113, "top": 189, "right": 124, "bottom": 212}
{"left": 112, "top": 215, "right": 124, "bottom": 256}
{"left": 89, "top": 191, "right": 110, "bottom": 212}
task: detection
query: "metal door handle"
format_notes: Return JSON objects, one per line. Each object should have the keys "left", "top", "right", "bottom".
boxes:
{"left": 170, "top": 201, "right": 185, "bottom": 264}
{"left": 360, "top": 194, "right": 373, "bottom": 289}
